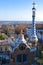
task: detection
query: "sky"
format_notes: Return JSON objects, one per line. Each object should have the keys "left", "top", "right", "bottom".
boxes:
{"left": 0, "top": 0, "right": 43, "bottom": 21}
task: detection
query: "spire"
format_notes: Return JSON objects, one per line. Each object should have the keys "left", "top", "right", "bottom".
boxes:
{"left": 32, "top": 2, "right": 36, "bottom": 18}
{"left": 31, "top": 2, "right": 38, "bottom": 42}
{"left": 32, "top": 2, "right": 36, "bottom": 36}
{"left": 32, "top": 2, "right": 36, "bottom": 8}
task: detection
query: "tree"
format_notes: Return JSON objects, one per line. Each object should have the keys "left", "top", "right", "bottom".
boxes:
{"left": 0, "top": 33, "right": 8, "bottom": 40}
{"left": 15, "top": 24, "right": 26, "bottom": 35}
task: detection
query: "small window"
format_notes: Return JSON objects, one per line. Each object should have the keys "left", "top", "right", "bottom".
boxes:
{"left": 5, "top": 47, "right": 7, "bottom": 52}
{"left": 19, "top": 44, "right": 26, "bottom": 50}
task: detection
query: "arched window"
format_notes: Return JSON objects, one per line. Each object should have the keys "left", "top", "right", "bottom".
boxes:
{"left": 19, "top": 44, "right": 26, "bottom": 50}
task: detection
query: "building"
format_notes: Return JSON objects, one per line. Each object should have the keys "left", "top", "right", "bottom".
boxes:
{"left": 0, "top": 39, "right": 10, "bottom": 53}
{"left": 9, "top": 32, "right": 37, "bottom": 65}
{"left": 8, "top": 3, "right": 38, "bottom": 65}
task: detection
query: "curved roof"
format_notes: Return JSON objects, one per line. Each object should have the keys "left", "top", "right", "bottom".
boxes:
{"left": 9, "top": 34, "right": 30, "bottom": 52}
{"left": 10, "top": 34, "right": 27, "bottom": 47}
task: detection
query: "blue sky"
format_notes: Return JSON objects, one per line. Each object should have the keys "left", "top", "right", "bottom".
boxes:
{"left": 0, "top": 0, "right": 43, "bottom": 21}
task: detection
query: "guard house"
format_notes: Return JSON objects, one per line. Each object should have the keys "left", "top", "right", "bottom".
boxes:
{"left": 9, "top": 32, "right": 37, "bottom": 65}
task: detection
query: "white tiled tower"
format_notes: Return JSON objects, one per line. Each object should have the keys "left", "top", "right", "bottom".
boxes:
{"left": 31, "top": 2, "right": 38, "bottom": 43}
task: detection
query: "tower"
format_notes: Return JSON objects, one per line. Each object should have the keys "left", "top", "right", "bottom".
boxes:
{"left": 32, "top": 2, "right": 36, "bottom": 36}
{"left": 31, "top": 2, "right": 38, "bottom": 44}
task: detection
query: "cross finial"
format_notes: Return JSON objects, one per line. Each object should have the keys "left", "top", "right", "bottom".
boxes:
{"left": 33, "top": 2, "right": 35, "bottom": 5}
{"left": 32, "top": 2, "right": 36, "bottom": 10}
{"left": 33, "top": 2, "right": 35, "bottom": 7}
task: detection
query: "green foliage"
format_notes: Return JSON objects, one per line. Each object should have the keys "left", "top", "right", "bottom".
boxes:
{"left": 0, "top": 33, "right": 8, "bottom": 40}
{"left": 37, "top": 58, "right": 43, "bottom": 63}
{"left": 41, "top": 51, "right": 43, "bottom": 57}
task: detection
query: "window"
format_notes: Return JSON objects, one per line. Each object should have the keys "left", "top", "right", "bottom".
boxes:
{"left": 5, "top": 47, "right": 7, "bottom": 51}
{"left": 19, "top": 44, "right": 26, "bottom": 50}
{"left": 16, "top": 54, "right": 27, "bottom": 63}
{"left": 23, "top": 54, "right": 27, "bottom": 62}
{"left": 0, "top": 48, "right": 2, "bottom": 51}
{"left": 16, "top": 55, "right": 21, "bottom": 62}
